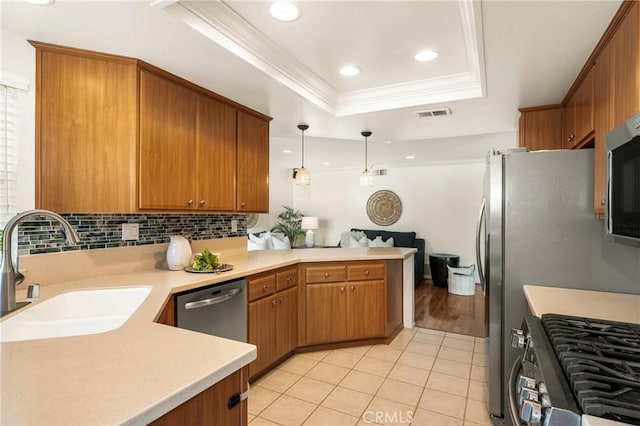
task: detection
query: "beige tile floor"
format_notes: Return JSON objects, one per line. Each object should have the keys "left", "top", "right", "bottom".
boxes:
{"left": 248, "top": 327, "right": 492, "bottom": 426}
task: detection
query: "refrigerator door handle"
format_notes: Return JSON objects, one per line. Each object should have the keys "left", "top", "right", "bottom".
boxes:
{"left": 476, "top": 198, "right": 486, "bottom": 292}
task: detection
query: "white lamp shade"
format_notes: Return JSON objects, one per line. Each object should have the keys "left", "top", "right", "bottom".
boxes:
{"left": 301, "top": 217, "right": 319, "bottom": 230}
{"left": 295, "top": 167, "right": 310, "bottom": 185}
{"left": 360, "top": 170, "right": 373, "bottom": 186}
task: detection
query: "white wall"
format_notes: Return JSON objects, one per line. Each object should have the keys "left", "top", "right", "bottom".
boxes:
{"left": 269, "top": 131, "right": 518, "bottom": 278}
{"left": 2, "top": 30, "right": 36, "bottom": 219}
{"left": 292, "top": 163, "right": 485, "bottom": 266}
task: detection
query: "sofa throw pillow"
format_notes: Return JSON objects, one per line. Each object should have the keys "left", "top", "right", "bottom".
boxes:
{"left": 381, "top": 231, "right": 415, "bottom": 247}
{"left": 369, "top": 235, "right": 394, "bottom": 247}
{"left": 271, "top": 232, "right": 291, "bottom": 250}
{"left": 248, "top": 232, "right": 273, "bottom": 250}
{"left": 248, "top": 234, "right": 267, "bottom": 251}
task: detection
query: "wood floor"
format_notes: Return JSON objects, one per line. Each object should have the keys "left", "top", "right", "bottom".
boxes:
{"left": 414, "top": 279, "right": 488, "bottom": 338}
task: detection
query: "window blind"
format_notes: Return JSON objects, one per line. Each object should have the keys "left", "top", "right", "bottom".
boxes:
{"left": 0, "top": 84, "right": 18, "bottom": 216}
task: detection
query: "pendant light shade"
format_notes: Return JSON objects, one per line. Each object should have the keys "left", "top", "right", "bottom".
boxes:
{"left": 360, "top": 130, "right": 373, "bottom": 186}
{"left": 296, "top": 124, "right": 310, "bottom": 185}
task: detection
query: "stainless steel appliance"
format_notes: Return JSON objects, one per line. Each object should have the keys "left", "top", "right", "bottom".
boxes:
{"left": 476, "top": 149, "right": 640, "bottom": 425}
{"left": 176, "top": 278, "right": 247, "bottom": 342}
{"left": 606, "top": 111, "right": 640, "bottom": 247}
{"left": 510, "top": 314, "right": 640, "bottom": 426}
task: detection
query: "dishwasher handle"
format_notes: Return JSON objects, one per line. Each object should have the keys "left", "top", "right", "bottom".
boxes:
{"left": 184, "top": 287, "right": 242, "bottom": 310}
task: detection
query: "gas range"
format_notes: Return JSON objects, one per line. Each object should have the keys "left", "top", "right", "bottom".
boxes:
{"left": 510, "top": 314, "right": 640, "bottom": 426}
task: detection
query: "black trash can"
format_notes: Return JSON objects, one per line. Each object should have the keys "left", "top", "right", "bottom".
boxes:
{"left": 429, "top": 253, "right": 460, "bottom": 287}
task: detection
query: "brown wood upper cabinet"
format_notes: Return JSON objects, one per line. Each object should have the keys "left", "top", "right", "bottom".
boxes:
{"left": 32, "top": 41, "right": 270, "bottom": 213}
{"left": 563, "top": 66, "right": 595, "bottom": 149}
{"left": 139, "top": 71, "right": 237, "bottom": 211}
{"left": 518, "top": 105, "right": 563, "bottom": 151}
{"left": 237, "top": 111, "right": 270, "bottom": 212}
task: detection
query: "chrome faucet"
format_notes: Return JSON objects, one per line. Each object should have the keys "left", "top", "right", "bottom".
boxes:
{"left": 0, "top": 209, "right": 80, "bottom": 316}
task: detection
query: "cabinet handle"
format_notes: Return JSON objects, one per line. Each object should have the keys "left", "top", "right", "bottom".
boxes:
{"left": 262, "top": 284, "right": 269, "bottom": 291}
{"left": 188, "top": 199, "right": 194, "bottom": 206}
{"left": 364, "top": 270, "right": 369, "bottom": 276}
{"left": 272, "top": 299, "right": 277, "bottom": 306}
{"left": 241, "top": 202, "right": 247, "bottom": 208}
{"left": 279, "top": 296, "right": 285, "bottom": 303}
{"left": 600, "top": 199, "right": 605, "bottom": 206}
{"left": 324, "top": 272, "right": 330, "bottom": 278}
{"left": 200, "top": 199, "right": 206, "bottom": 206}
{"left": 350, "top": 285, "right": 355, "bottom": 291}
{"left": 340, "top": 287, "right": 345, "bottom": 292}
{"left": 286, "top": 277, "right": 292, "bottom": 282}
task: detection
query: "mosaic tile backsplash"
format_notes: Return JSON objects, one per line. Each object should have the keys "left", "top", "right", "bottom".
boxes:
{"left": 17, "top": 213, "right": 247, "bottom": 255}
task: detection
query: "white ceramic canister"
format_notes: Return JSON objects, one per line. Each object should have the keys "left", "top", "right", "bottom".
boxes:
{"left": 166, "top": 235, "right": 192, "bottom": 270}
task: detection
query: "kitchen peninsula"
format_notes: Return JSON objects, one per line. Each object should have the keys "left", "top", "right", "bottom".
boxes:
{"left": 1, "top": 238, "right": 415, "bottom": 425}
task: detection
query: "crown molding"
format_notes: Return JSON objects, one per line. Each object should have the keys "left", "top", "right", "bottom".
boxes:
{"left": 336, "top": 72, "right": 482, "bottom": 117}
{"left": 161, "top": 0, "right": 485, "bottom": 117}
{"left": 165, "top": 1, "right": 338, "bottom": 114}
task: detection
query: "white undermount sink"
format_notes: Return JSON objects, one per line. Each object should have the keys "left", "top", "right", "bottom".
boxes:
{"left": 0, "top": 286, "right": 152, "bottom": 343}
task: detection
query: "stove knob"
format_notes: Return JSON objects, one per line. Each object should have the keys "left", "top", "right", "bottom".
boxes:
{"left": 517, "top": 375, "right": 536, "bottom": 393}
{"left": 511, "top": 329, "right": 526, "bottom": 349}
{"left": 519, "top": 387, "right": 539, "bottom": 405}
{"left": 520, "top": 399, "right": 542, "bottom": 424}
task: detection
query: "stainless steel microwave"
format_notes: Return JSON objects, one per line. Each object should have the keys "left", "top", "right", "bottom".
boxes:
{"left": 605, "top": 111, "right": 640, "bottom": 247}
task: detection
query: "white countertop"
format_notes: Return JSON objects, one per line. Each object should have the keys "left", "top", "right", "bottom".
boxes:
{"left": 523, "top": 285, "right": 640, "bottom": 324}
{"left": 1, "top": 246, "right": 415, "bottom": 425}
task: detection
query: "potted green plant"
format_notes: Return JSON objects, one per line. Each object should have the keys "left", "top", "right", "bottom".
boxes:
{"left": 271, "top": 206, "right": 304, "bottom": 247}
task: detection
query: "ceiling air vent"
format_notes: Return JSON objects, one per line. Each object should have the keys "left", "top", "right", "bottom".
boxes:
{"left": 372, "top": 169, "right": 387, "bottom": 176}
{"left": 415, "top": 108, "right": 452, "bottom": 118}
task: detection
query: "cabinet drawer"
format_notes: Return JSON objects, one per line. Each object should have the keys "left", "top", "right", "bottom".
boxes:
{"left": 248, "top": 274, "right": 275, "bottom": 301}
{"left": 347, "top": 263, "right": 385, "bottom": 281}
{"left": 276, "top": 268, "right": 298, "bottom": 291}
{"left": 305, "top": 266, "right": 347, "bottom": 284}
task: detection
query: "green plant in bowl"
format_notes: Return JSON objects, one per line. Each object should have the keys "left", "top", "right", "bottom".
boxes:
{"left": 191, "top": 248, "right": 220, "bottom": 271}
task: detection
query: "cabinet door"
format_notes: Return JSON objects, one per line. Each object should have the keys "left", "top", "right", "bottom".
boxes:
{"left": 150, "top": 367, "right": 247, "bottom": 425}
{"left": 139, "top": 70, "right": 197, "bottom": 210}
{"left": 573, "top": 66, "right": 595, "bottom": 145}
{"left": 305, "top": 283, "right": 347, "bottom": 345}
{"left": 613, "top": 1, "right": 640, "bottom": 125}
{"left": 347, "top": 281, "right": 385, "bottom": 340}
{"left": 196, "top": 95, "right": 237, "bottom": 211}
{"left": 518, "top": 107, "right": 563, "bottom": 151}
{"left": 275, "top": 287, "right": 298, "bottom": 359}
{"left": 237, "top": 111, "right": 269, "bottom": 212}
{"left": 37, "top": 50, "right": 137, "bottom": 212}
{"left": 563, "top": 96, "right": 576, "bottom": 148}
{"left": 594, "top": 38, "right": 615, "bottom": 216}
{"left": 248, "top": 296, "right": 276, "bottom": 378}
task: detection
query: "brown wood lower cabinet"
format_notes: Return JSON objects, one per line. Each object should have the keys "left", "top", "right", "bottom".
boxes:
{"left": 304, "top": 262, "right": 386, "bottom": 346}
{"left": 150, "top": 367, "right": 248, "bottom": 426}
{"left": 248, "top": 267, "right": 298, "bottom": 379}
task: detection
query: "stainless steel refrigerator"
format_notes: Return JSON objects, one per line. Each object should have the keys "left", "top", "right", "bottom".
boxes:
{"left": 476, "top": 148, "right": 640, "bottom": 425}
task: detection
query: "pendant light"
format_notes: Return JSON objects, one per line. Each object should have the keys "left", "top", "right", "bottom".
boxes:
{"left": 295, "top": 123, "right": 310, "bottom": 185}
{"left": 360, "top": 130, "right": 373, "bottom": 186}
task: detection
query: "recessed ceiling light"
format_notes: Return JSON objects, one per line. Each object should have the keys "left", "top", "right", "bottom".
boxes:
{"left": 20, "top": 0, "right": 54, "bottom": 4}
{"left": 269, "top": 1, "right": 300, "bottom": 22}
{"left": 282, "top": 149, "right": 293, "bottom": 154}
{"left": 414, "top": 50, "right": 439, "bottom": 62}
{"left": 383, "top": 140, "right": 393, "bottom": 144}
{"left": 406, "top": 155, "right": 416, "bottom": 160}
{"left": 339, "top": 65, "right": 361, "bottom": 77}
{"left": 323, "top": 162, "right": 331, "bottom": 166}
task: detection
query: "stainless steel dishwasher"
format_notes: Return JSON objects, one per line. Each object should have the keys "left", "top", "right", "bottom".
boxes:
{"left": 176, "top": 278, "right": 247, "bottom": 342}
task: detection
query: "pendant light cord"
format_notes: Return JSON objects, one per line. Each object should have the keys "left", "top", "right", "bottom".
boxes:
{"left": 364, "top": 135, "right": 368, "bottom": 172}
{"left": 301, "top": 129, "right": 305, "bottom": 168}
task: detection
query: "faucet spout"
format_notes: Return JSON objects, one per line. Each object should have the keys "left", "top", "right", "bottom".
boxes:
{"left": 1, "top": 209, "right": 80, "bottom": 315}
